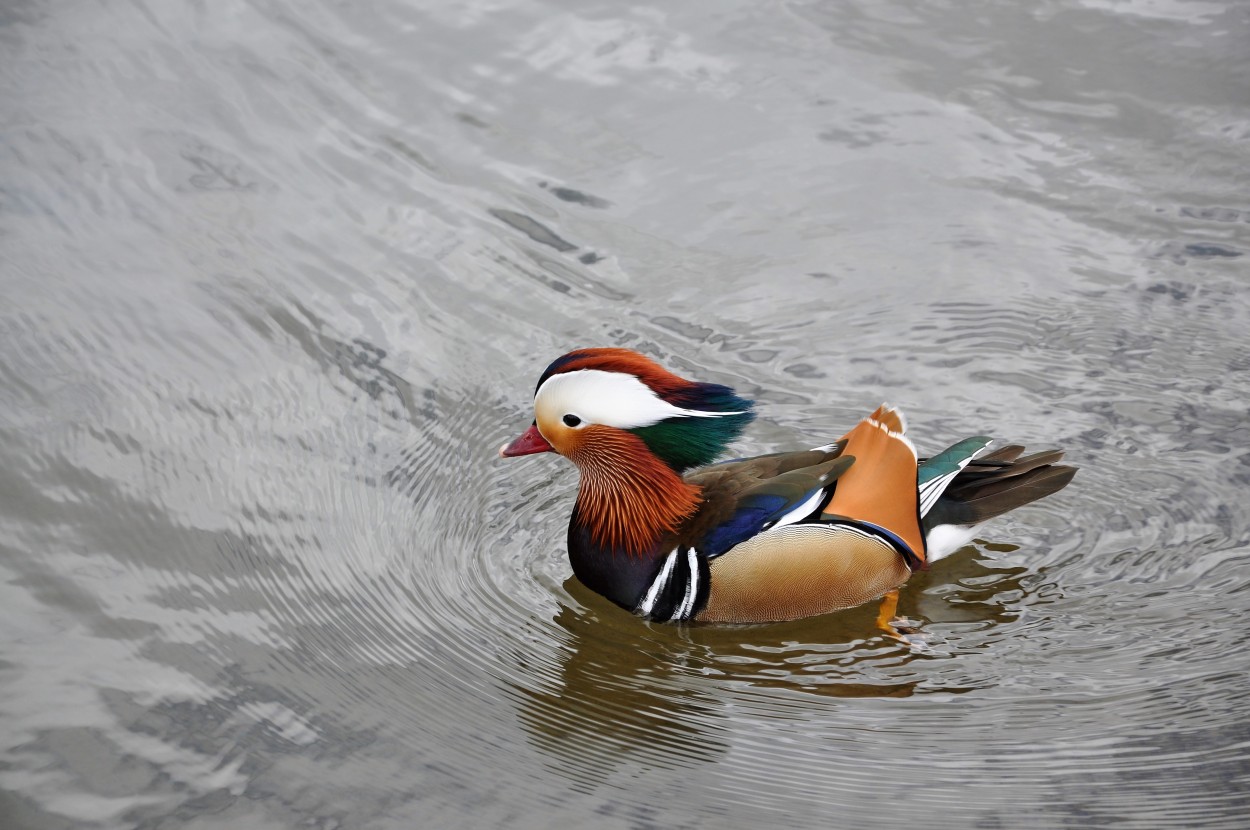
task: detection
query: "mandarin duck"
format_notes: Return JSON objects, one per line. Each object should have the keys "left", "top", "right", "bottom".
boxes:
{"left": 500, "top": 348, "right": 1076, "bottom": 624}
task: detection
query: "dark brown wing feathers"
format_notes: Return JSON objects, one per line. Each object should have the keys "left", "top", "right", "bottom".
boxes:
{"left": 930, "top": 449, "right": 1077, "bottom": 527}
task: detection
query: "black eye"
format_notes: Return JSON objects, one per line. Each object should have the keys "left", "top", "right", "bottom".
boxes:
{"left": 562, "top": 414, "right": 582, "bottom": 427}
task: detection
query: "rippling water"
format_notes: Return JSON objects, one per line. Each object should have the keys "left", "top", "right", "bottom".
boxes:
{"left": 3, "top": 1, "right": 1249, "bottom": 827}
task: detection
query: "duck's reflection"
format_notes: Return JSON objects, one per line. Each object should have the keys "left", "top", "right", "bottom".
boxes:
{"left": 512, "top": 545, "right": 1033, "bottom": 779}
{"left": 512, "top": 580, "right": 726, "bottom": 786}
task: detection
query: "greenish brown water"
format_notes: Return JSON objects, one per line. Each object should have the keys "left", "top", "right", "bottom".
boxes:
{"left": 2, "top": 1, "right": 1249, "bottom": 828}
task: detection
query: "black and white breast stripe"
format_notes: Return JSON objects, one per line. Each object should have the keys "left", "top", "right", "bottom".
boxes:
{"left": 635, "top": 547, "right": 709, "bottom": 622}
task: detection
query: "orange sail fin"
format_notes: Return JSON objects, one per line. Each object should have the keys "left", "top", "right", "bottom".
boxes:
{"left": 821, "top": 405, "right": 925, "bottom": 563}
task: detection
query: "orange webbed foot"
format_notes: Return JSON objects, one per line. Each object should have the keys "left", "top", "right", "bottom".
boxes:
{"left": 875, "top": 589, "right": 929, "bottom": 650}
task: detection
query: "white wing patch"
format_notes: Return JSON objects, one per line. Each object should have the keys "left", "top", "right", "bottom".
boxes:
{"left": 536, "top": 369, "right": 745, "bottom": 430}
{"left": 917, "top": 440, "right": 992, "bottom": 517}
{"left": 918, "top": 470, "right": 960, "bottom": 517}
{"left": 770, "top": 489, "right": 827, "bottom": 530}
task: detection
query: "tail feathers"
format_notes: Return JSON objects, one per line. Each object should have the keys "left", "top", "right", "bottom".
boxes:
{"left": 973, "top": 444, "right": 1026, "bottom": 464}
{"left": 917, "top": 436, "right": 992, "bottom": 519}
{"left": 925, "top": 452, "right": 1076, "bottom": 530}
{"left": 949, "top": 448, "right": 1067, "bottom": 488}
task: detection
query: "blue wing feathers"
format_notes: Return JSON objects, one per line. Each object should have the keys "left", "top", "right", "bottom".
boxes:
{"left": 695, "top": 453, "right": 853, "bottom": 559}
{"left": 700, "top": 493, "right": 794, "bottom": 558}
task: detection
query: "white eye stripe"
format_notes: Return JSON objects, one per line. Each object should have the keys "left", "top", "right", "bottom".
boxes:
{"left": 535, "top": 369, "right": 743, "bottom": 430}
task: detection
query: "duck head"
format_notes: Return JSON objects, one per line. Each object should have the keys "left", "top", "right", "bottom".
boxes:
{"left": 499, "top": 348, "right": 755, "bottom": 472}
{"left": 499, "top": 348, "right": 755, "bottom": 554}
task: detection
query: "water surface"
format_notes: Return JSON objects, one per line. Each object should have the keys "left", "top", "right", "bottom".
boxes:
{"left": 2, "top": 1, "right": 1249, "bottom": 828}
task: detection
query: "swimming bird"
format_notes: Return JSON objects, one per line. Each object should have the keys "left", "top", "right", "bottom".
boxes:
{"left": 499, "top": 348, "right": 1075, "bottom": 624}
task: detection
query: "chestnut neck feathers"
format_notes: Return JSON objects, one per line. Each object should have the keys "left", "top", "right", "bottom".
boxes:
{"left": 538, "top": 348, "right": 755, "bottom": 556}
{"left": 570, "top": 428, "right": 702, "bottom": 555}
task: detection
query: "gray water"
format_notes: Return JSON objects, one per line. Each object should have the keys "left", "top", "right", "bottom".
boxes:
{"left": 3, "top": 1, "right": 1249, "bottom": 828}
